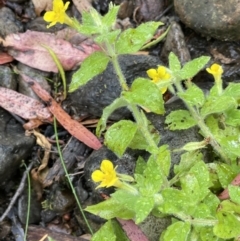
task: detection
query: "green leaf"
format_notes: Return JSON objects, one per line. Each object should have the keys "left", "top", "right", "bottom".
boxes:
{"left": 105, "top": 120, "right": 138, "bottom": 157}
{"left": 159, "top": 188, "right": 190, "bottom": 214}
{"left": 116, "top": 22, "right": 163, "bottom": 54}
{"left": 179, "top": 56, "right": 210, "bottom": 79}
{"left": 225, "top": 109, "right": 240, "bottom": 127}
{"left": 177, "top": 140, "right": 208, "bottom": 152}
{"left": 197, "top": 227, "right": 223, "bottom": 241}
{"left": 200, "top": 96, "right": 237, "bottom": 118}
{"left": 174, "top": 151, "right": 203, "bottom": 175}
{"left": 85, "top": 197, "right": 135, "bottom": 220}
{"left": 180, "top": 174, "right": 202, "bottom": 202}
{"left": 78, "top": 10, "right": 102, "bottom": 35}
{"left": 161, "top": 221, "right": 191, "bottom": 241}
{"left": 178, "top": 84, "right": 205, "bottom": 108}
{"left": 96, "top": 97, "right": 129, "bottom": 136}
{"left": 201, "top": 192, "right": 220, "bottom": 217}
{"left": 155, "top": 145, "right": 171, "bottom": 177}
{"left": 190, "top": 161, "right": 212, "bottom": 192}
{"left": 168, "top": 52, "right": 181, "bottom": 72}
{"left": 135, "top": 196, "right": 155, "bottom": 224}
{"left": 216, "top": 163, "right": 236, "bottom": 188}
{"left": 135, "top": 156, "right": 147, "bottom": 175}
{"left": 128, "top": 121, "right": 160, "bottom": 151}
{"left": 92, "top": 220, "right": 116, "bottom": 241}
{"left": 122, "top": 78, "right": 165, "bottom": 114}
{"left": 139, "top": 156, "right": 164, "bottom": 196}
{"left": 111, "top": 190, "right": 139, "bottom": 213}
{"left": 95, "top": 30, "right": 121, "bottom": 44}
{"left": 223, "top": 82, "right": 240, "bottom": 101}
{"left": 219, "top": 136, "right": 240, "bottom": 159}
{"left": 102, "top": 4, "right": 120, "bottom": 28}
{"left": 111, "top": 220, "right": 130, "bottom": 241}
{"left": 165, "top": 110, "right": 197, "bottom": 130}
{"left": 69, "top": 51, "right": 109, "bottom": 92}
{"left": 229, "top": 185, "right": 240, "bottom": 205}
{"left": 220, "top": 199, "right": 240, "bottom": 214}
{"left": 213, "top": 211, "right": 240, "bottom": 239}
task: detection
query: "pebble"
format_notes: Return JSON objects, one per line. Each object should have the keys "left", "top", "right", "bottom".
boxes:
{"left": 0, "top": 108, "right": 35, "bottom": 186}
{"left": 0, "top": 7, "right": 23, "bottom": 38}
{"left": 174, "top": 0, "right": 240, "bottom": 41}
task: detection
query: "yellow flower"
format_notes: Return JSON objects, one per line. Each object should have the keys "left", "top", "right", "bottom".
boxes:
{"left": 206, "top": 64, "right": 223, "bottom": 79}
{"left": 43, "top": 0, "right": 72, "bottom": 28}
{"left": 147, "top": 66, "right": 171, "bottom": 94}
{"left": 91, "top": 160, "right": 122, "bottom": 189}
{"left": 206, "top": 63, "right": 223, "bottom": 95}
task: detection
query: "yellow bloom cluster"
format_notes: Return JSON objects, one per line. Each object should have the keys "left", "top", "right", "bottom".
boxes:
{"left": 43, "top": 0, "right": 73, "bottom": 28}
{"left": 147, "top": 66, "right": 171, "bottom": 94}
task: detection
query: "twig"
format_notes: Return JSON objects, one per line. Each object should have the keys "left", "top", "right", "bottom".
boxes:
{"left": 0, "top": 161, "right": 34, "bottom": 222}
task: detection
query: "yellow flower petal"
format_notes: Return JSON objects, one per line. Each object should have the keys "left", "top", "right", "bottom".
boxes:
{"left": 53, "top": 0, "right": 64, "bottom": 10}
{"left": 100, "top": 159, "right": 114, "bottom": 173}
{"left": 64, "top": 1, "right": 70, "bottom": 10}
{"left": 147, "top": 69, "right": 158, "bottom": 79}
{"left": 206, "top": 64, "right": 223, "bottom": 76}
{"left": 43, "top": 11, "right": 56, "bottom": 22}
{"left": 91, "top": 170, "right": 104, "bottom": 182}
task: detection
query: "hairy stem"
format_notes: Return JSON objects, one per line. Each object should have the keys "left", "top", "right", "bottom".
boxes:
{"left": 174, "top": 80, "right": 230, "bottom": 164}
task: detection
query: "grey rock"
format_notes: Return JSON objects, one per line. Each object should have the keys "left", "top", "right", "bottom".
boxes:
{"left": 174, "top": 0, "right": 240, "bottom": 41}
{"left": 18, "top": 192, "right": 42, "bottom": 224}
{"left": 0, "top": 7, "right": 23, "bottom": 38}
{"left": 75, "top": 180, "right": 89, "bottom": 203}
{"left": 67, "top": 54, "right": 161, "bottom": 120}
{"left": 0, "top": 65, "right": 17, "bottom": 90}
{"left": 160, "top": 21, "right": 191, "bottom": 65}
{"left": 50, "top": 189, "right": 76, "bottom": 214}
{"left": 0, "top": 108, "right": 35, "bottom": 186}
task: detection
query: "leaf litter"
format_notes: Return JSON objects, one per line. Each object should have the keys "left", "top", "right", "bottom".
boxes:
{"left": 0, "top": 30, "right": 100, "bottom": 72}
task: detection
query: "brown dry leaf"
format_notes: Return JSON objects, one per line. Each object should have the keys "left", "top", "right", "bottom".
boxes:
{"left": 32, "top": 0, "right": 53, "bottom": 16}
{"left": 72, "top": 0, "right": 93, "bottom": 13}
{"left": 1, "top": 30, "right": 100, "bottom": 72}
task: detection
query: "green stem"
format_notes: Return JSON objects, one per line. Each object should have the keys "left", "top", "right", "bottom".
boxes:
{"left": 104, "top": 42, "right": 129, "bottom": 91}
{"left": 130, "top": 104, "right": 158, "bottom": 152}
{"left": 103, "top": 40, "right": 159, "bottom": 151}
{"left": 41, "top": 44, "right": 67, "bottom": 100}
{"left": 174, "top": 80, "right": 230, "bottom": 164}
{"left": 53, "top": 118, "right": 93, "bottom": 235}
{"left": 22, "top": 162, "right": 31, "bottom": 241}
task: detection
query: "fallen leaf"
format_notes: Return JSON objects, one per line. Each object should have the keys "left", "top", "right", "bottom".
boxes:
{"left": 20, "top": 72, "right": 102, "bottom": 150}
{"left": 117, "top": 218, "right": 149, "bottom": 241}
{"left": 0, "top": 86, "right": 51, "bottom": 120}
{"left": 2, "top": 30, "right": 100, "bottom": 72}
{"left": 32, "top": 0, "right": 53, "bottom": 16}
{"left": 0, "top": 52, "right": 14, "bottom": 64}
